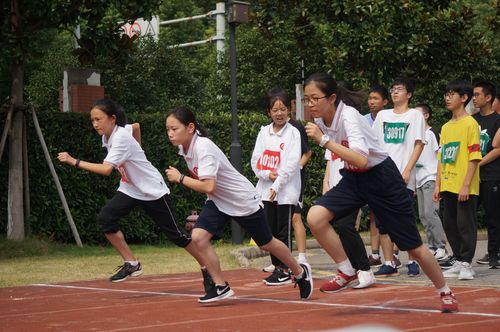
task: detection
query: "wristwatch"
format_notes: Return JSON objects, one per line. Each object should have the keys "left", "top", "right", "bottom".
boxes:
{"left": 319, "top": 134, "right": 330, "bottom": 147}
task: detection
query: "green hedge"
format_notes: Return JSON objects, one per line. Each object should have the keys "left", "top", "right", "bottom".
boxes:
{"left": 0, "top": 110, "right": 328, "bottom": 244}
{"left": 0, "top": 110, "right": 484, "bottom": 245}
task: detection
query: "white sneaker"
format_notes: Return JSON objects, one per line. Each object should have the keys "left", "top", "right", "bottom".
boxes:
{"left": 443, "top": 261, "right": 462, "bottom": 278}
{"left": 353, "top": 270, "right": 376, "bottom": 289}
{"left": 458, "top": 263, "right": 475, "bottom": 280}
{"left": 298, "top": 256, "right": 308, "bottom": 264}
{"left": 434, "top": 248, "right": 448, "bottom": 261}
{"left": 262, "top": 264, "right": 275, "bottom": 273}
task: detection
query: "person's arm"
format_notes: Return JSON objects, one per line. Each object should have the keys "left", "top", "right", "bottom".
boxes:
{"left": 250, "top": 128, "right": 272, "bottom": 180}
{"left": 165, "top": 166, "right": 216, "bottom": 194}
{"left": 433, "top": 162, "right": 442, "bottom": 202}
{"left": 402, "top": 140, "right": 424, "bottom": 184}
{"left": 479, "top": 128, "right": 500, "bottom": 167}
{"left": 305, "top": 122, "right": 368, "bottom": 169}
{"left": 271, "top": 130, "right": 301, "bottom": 193}
{"left": 458, "top": 160, "right": 480, "bottom": 202}
{"left": 323, "top": 160, "right": 331, "bottom": 194}
{"left": 131, "top": 123, "right": 141, "bottom": 145}
{"left": 57, "top": 152, "right": 114, "bottom": 176}
{"left": 300, "top": 150, "right": 312, "bottom": 168}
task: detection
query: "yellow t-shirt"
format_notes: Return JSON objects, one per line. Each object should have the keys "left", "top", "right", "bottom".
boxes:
{"left": 437, "top": 115, "right": 482, "bottom": 195}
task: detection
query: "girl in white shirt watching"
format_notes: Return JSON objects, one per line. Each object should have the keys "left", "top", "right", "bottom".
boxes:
{"left": 57, "top": 99, "right": 207, "bottom": 286}
{"left": 165, "top": 106, "right": 313, "bottom": 303}
{"left": 251, "top": 88, "right": 302, "bottom": 286}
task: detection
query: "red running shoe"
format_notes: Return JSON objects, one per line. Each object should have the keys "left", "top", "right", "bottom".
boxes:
{"left": 320, "top": 270, "right": 357, "bottom": 293}
{"left": 440, "top": 291, "right": 459, "bottom": 313}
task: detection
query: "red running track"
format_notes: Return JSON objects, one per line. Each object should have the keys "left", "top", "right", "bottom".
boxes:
{"left": 1, "top": 269, "right": 500, "bottom": 331}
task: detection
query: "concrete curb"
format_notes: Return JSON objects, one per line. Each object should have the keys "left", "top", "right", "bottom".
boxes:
{"left": 231, "top": 231, "right": 488, "bottom": 267}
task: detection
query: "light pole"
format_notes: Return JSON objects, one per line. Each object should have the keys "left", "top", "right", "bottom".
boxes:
{"left": 227, "top": 1, "right": 249, "bottom": 244}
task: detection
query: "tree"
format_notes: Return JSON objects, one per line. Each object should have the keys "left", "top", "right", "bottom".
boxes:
{"left": 0, "top": 0, "right": 160, "bottom": 239}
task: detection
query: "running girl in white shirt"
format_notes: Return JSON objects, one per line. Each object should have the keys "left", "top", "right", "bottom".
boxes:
{"left": 251, "top": 88, "right": 302, "bottom": 286}
{"left": 165, "top": 106, "right": 313, "bottom": 303}
{"left": 303, "top": 72, "right": 458, "bottom": 313}
{"left": 57, "top": 99, "right": 208, "bottom": 286}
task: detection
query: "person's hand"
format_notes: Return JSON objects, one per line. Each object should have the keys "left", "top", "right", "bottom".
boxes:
{"left": 305, "top": 122, "right": 323, "bottom": 145}
{"left": 432, "top": 187, "right": 440, "bottom": 202}
{"left": 269, "top": 189, "right": 277, "bottom": 201}
{"left": 458, "top": 185, "right": 470, "bottom": 202}
{"left": 57, "top": 152, "right": 76, "bottom": 166}
{"left": 401, "top": 169, "right": 411, "bottom": 184}
{"left": 269, "top": 171, "right": 278, "bottom": 181}
{"left": 165, "top": 166, "right": 182, "bottom": 183}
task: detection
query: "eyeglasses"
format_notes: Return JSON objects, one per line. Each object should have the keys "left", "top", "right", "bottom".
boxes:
{"left": 444, "top": 92, "right": 458, "bottom": 99}
{"left": 390, "top": 87, "right": 406, "bottom": 94}
{"left": 301, "top": 96, "right": 328, "bottom": 106}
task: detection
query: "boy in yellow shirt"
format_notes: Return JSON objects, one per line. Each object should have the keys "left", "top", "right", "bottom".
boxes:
{"left": 433, "top": 80, "right": 482, "bottom": 280}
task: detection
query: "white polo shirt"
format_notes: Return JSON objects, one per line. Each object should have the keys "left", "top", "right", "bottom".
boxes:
{"left": 251, "top": 122, "right": 301, "bottom": 204}
{"left": 416, "top": 127, "right": 439, "bottom": 188}
{"left": 314, "top": 101, "right": 388, "bottom": 171}
{"left": 324, "top": 149, "right": 344, "bottom": 189}
{"left": 179, "top": 134, "right": 261, "bottom": 217}
{"left": 103, "top": 125, "right": 169, "bottom": 201}
{"left": 372, "top": 108, "right": 426, "bottom": 191}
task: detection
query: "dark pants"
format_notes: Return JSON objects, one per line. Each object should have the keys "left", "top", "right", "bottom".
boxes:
{"left": 264, "top": 201, "right": 293, "bottom": 268}
{"left": 97, "top": 191, "right": 191, "bottom": 248}
{"left": 441, "top": 191, "right": 478, "bottom": 263}
{"left": 479, "top": 180, "right": 500, "bottom": 257}
{"left": 334, "top": 210, "right": 370, "bottom": 271}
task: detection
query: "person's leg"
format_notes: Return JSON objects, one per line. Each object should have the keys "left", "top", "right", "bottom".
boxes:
{"left": 308, "top": 205, "right": 349, "bottom": 263}
{"left": 191, "top": 228, "right": 225, "bottom": 284}
{"left": 264, "top": 201, "right": 280, "bottom": 268}
{"left": 369, "top": 211, "right": 380, "bottom": 255}
{"left": 97, "top": 192, "right": 138, "bottom": 261}
{"left": 273, "top": 204, "right": 294, "bottom": 268}
{"left": 335, "top": 210, "right": 370, "bottom": 271}
{"left": 408, "top": 244, "right": 446, "bottom": 288}
{"left": 420, "top": 181, "right": 448, "bottom": 251}
{"left": 292, "top": 210, "right": 307, "bottom": 262}
{"left": 456, "top": 195, "right": 478, "bottom": 265}
{"left": 441, "top": 192, "right": 461, "bottom": 261}
{"left": 481, "top": 181, "right": 500, "bottom": 266}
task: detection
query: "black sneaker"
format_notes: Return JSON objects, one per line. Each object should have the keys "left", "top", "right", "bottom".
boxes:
{"left": 440, "top": 256, "right": 457, "bottom": 269}
{"left": 110, "top": 262, "right": 143, "bottom": 282}
{"left": 477, "top": 254, "right": 489, "bottom": 265}
{"left": 294, "top": 263, "right": 313, "bottom": 300}
{"left": 263, "top": 268, "right": 292, "bottom": 286}
{"left": 201, "top": 268, "right": 215, "bottom": 293}
{"left": 198, "top": 282, "right": 234, "bottom": 303}
{"left": 489, "top": 255, "right": 500, "bottom": 269}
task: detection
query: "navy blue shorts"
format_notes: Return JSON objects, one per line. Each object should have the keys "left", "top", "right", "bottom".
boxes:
{"left": 314, "top": 157, "right": 422, "bottom": 251}
{"left": 194, "top": 200, "right": 273, "bottom": 246}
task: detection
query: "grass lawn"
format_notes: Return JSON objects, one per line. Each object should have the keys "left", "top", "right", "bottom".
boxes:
{"left": 0, "top": 237, "right": 245, "bottom": 288}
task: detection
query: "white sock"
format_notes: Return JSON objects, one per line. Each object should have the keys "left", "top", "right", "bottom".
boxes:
{"left": 407, "top": 260, "right": 415, "bottom": 264}
{"left": 437, "top": 284, "right": 451, "bottom": 295}
{"left": 371, "top": 253, "right": 380, "bottom": 259}
{"left": 384, "top": 261, "right": 396, "bottom": 268}
{"left": 338, "top": 259, "right": 356, "bottom": 276}
{"left": 125, "top": 260, "right": 138, "bottom": 266}
{"left": 298, "top": 252, "right": 307, "bottom": 261}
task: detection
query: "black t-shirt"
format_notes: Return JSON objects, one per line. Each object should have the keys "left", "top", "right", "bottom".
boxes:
{"left": 288, "top": 118, "right": 311, "bottom": 190}
{"left": 472, "top": 112, "right": 500, "bottom": 181}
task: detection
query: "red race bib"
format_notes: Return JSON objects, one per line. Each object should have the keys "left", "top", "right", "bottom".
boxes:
{"left": 257, "top": 150, "right": 281, "bottom": 171}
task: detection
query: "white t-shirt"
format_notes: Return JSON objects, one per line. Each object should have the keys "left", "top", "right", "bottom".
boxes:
{"left": 314, "top": 101, "right": 388, "bottom": 172}
{"left": 416, "top": 127, "right": 439, "bottom": 188}
{"left": 103, "top": 125, "right": 169, "bottom": 201}
{"left": 251, "top": 122, "right": 301, "bottom": 204}
{"left": 179, "top": 134, "right": 261, "bottom": 217}
{"left": 325, "top": 149, "right": 344, "bottom": 189}
{"left": 372, "top": 108, "right": 426, "bottom": 191}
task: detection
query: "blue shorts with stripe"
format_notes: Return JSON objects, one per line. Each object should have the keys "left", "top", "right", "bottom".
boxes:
{"left": 194, "top": 200, "right": 273, "bottom": 246}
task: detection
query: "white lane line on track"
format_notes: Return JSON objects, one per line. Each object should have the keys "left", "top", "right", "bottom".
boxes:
{"left": 29, "top": 283, "right": 500, "bottom": 318}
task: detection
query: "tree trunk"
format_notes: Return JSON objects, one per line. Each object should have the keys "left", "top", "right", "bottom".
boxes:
{"left": 7, "top": 63, "right": 25, "bottom": 240}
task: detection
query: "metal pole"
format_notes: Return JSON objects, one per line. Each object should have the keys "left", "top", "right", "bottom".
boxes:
{"left": 229, "top": 21, "right": 244, "bottom": 244}
{"left": 215, "top": 2, "right": 226, "bottom": 63}
{"left": 31, "top": 108, "right": 83, "bottom": 247}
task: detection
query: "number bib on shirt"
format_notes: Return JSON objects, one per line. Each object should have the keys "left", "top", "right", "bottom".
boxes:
{"left": 383, "top": 122, "right": 409, "bottom": 144}
{"left": 441, "top": 141, "right": 460, "bottom": 164}
{"left": 257, "top": 149, "right": 281, "bottom": 171}
{"left": 479, "top": 129, "right": 490, "bottom": 156}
